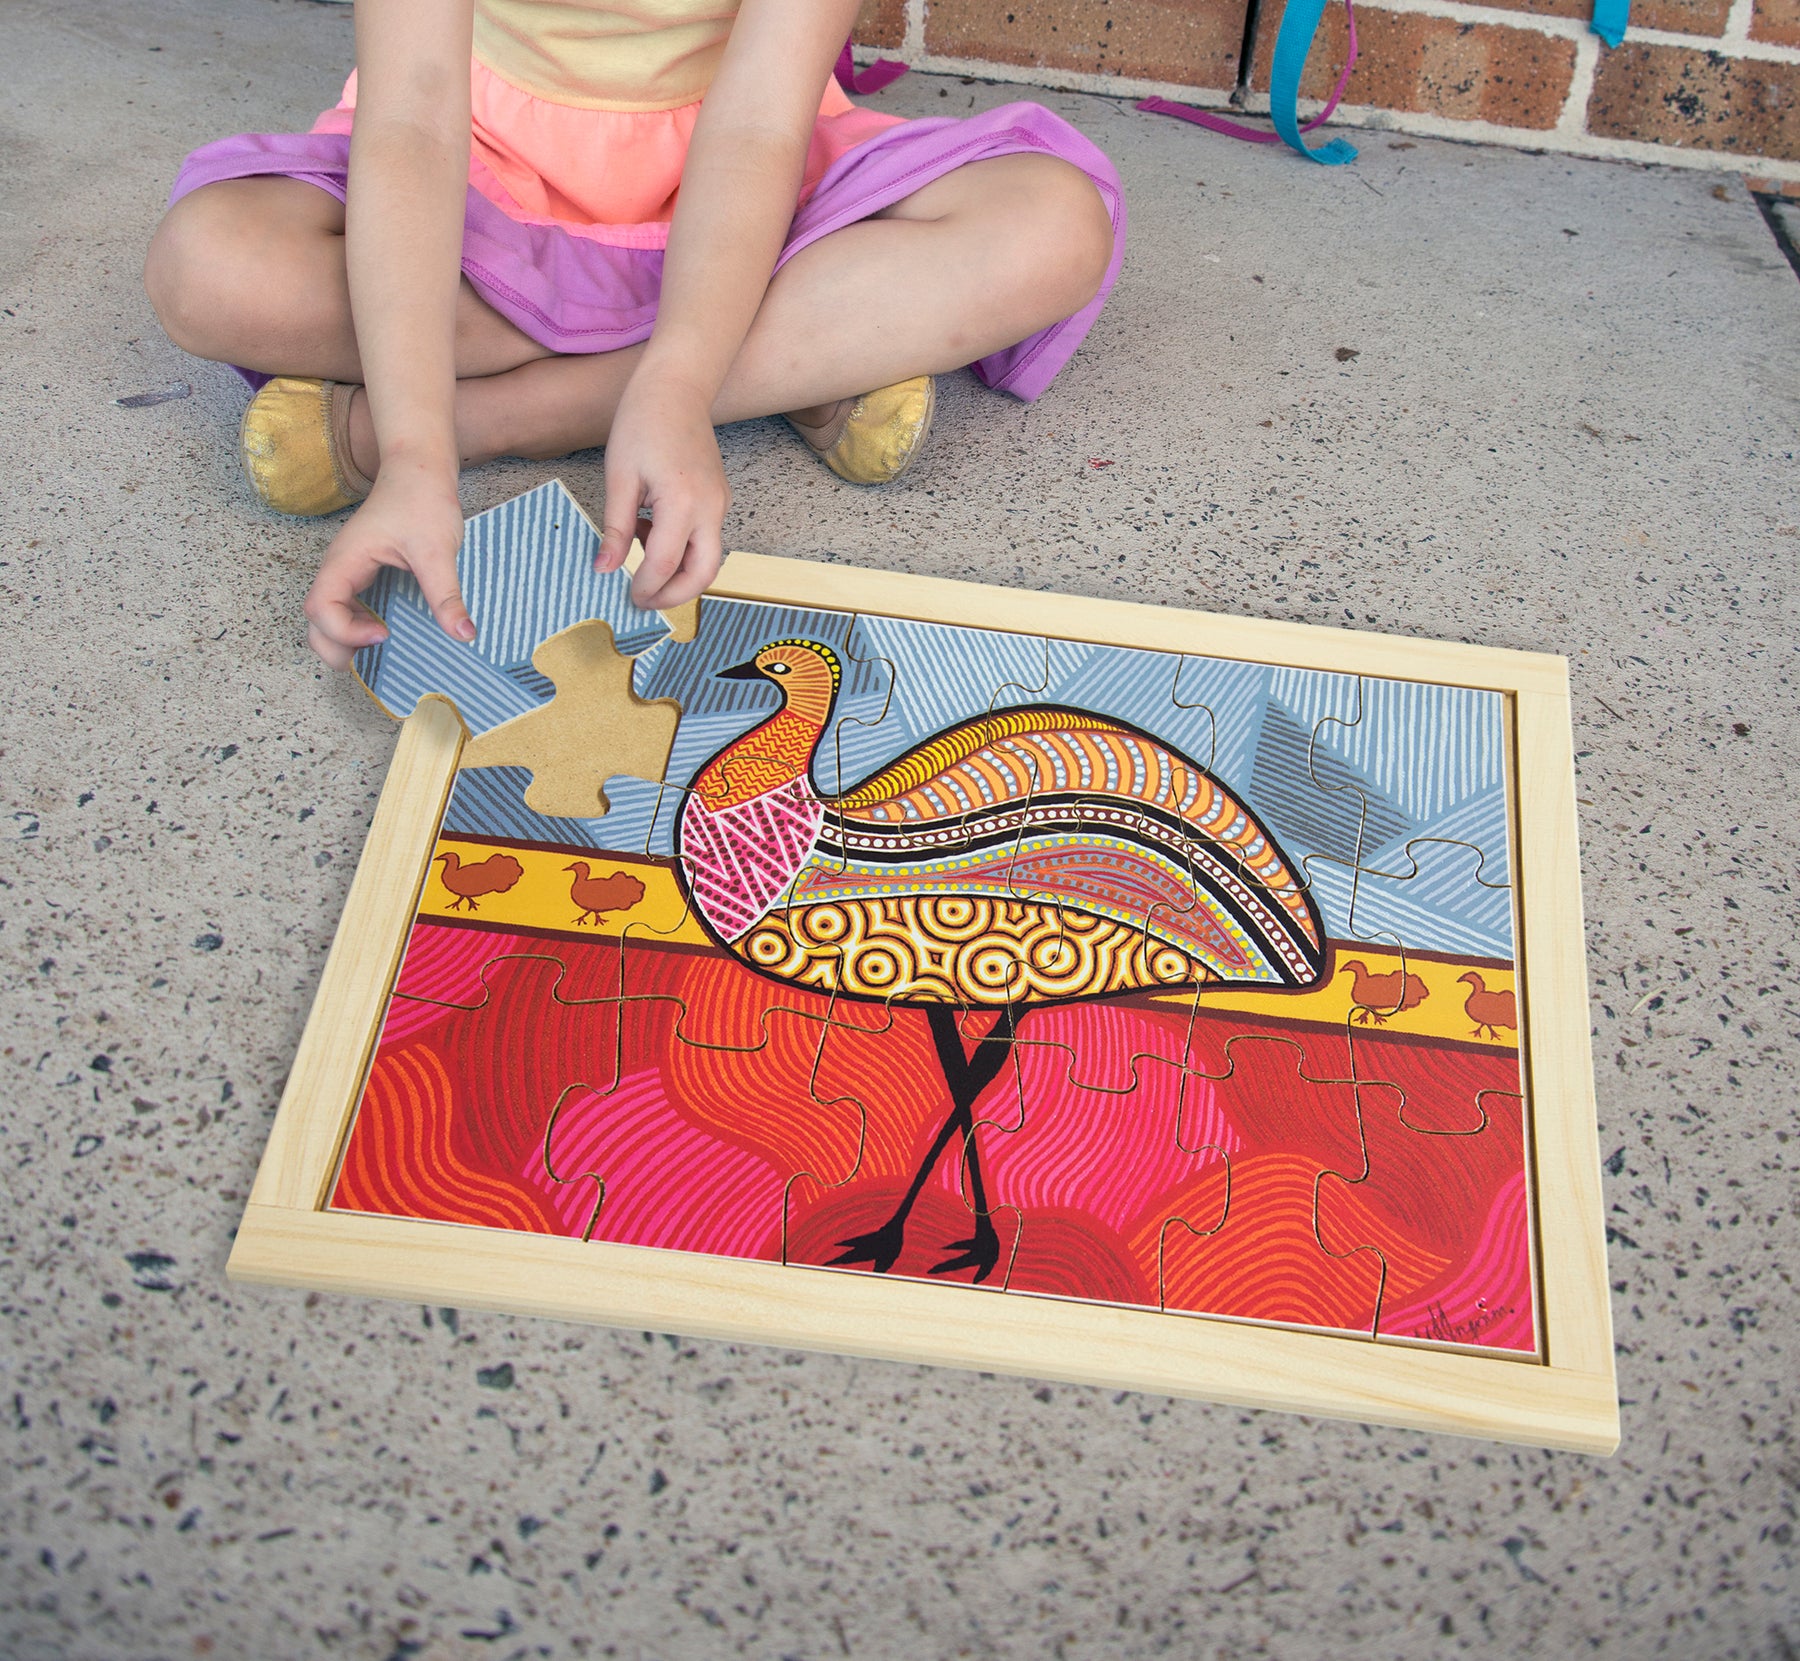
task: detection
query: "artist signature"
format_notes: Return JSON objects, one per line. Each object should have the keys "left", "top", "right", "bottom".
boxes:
{"left": 1419, "top": 1299, "right": 1514, "bottom": 1344}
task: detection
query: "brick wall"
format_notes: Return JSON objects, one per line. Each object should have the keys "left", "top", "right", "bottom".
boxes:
{"left": 853, "top": 0, "right": 1800, "bottom": 178}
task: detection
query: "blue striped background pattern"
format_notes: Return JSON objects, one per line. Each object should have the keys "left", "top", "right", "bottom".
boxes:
{"left": 373, "top": 484, "right": 1515, "bottom": 958}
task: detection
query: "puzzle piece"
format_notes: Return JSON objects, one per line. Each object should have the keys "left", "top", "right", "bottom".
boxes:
{"left": 786, "top": 999, "right": 1013, "bottom": 1283}
{"left": 551, "top": 949, "right": 910, "bottom": 1264}
{"left": 615, "top": 867, "right": 893, "bottom": 1055}
{"left": 538, "top": 1064, "right": 789, "bottom": 1253}
{"left": 1166, "top": 655, "right": 1222, "bottom": 772}
{"left": 467, "top": 943, "right": 884, "bottom": 1258}
{"left": 353, "top": 482, "right": 681, "bottom": 727}
{"left": 461, "top": 619, "right": 682, "bottom": 818}
{"left": 818, "top": 637, "right": 899, "bottom": 805}
{"left": 1311, "top": 833, "right": 1512, "bottom": 892}
{"left": 1304, "top": 838, "right": 1515, "bottom": 969}
{"left": 333, "top": 951, "right": 623, "bottom": 1235}
{"left": 1314, "top": 1045, "right": 1532, "bottom": 1350}
{"left": 1151, "top": 1153, "right": 1382, "bottom": 1335}
{"left": 786, "top": 1169, "right": 1025, "bottom": 1288}
{"left": 974, "top": 1005, "right": 1236, "bottom": 1306}
{"left": 1126, "top": 1015, "right": 1509, "bottom": 1335}
{"left": 1302, "top": 676, "right": 1391, "bottom": 884}
{"left": 387, "top": 923, "right": 539, "bottom": 1021}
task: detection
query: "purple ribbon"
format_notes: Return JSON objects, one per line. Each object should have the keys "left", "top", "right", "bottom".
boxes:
{"left": 1136, "top": 0, "right": 1358, "bottom": 155}
{"left": 834, "top": 41, "right": 910, "bottom": 96}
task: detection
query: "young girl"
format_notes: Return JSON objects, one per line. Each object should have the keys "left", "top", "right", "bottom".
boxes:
{"left": 145, "top": 0, "right": 1122, "bottom": 668}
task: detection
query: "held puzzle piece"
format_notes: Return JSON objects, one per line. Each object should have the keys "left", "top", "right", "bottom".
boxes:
{"left": 232, "top": 482, "right": 1617, "bottom": 1453}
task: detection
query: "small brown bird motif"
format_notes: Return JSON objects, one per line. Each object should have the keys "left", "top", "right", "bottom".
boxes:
{"left": 435, "top": 849, "right": 524, "bottom": 913}
{"left": 565, "top": 862, "right": 647, "bottom": 928}
{"left": 1339, "top": 958, "right": 1430, "bottom": 1025}
{"left": 1458, "top": 971, "right": 1517, "bottom": 1039}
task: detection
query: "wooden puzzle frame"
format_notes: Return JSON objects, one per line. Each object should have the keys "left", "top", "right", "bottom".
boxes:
{"left": 229, "top": 556, "right": 1619, "bottom": 1456}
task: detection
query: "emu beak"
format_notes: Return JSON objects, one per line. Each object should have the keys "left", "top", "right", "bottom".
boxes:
{"left": 716, "top": 660, "right": 765, "bottom": 681}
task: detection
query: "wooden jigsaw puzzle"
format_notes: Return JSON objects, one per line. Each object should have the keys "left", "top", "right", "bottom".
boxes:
{"left": 231, "top": 482, "right": 1618, "bottom": 1453}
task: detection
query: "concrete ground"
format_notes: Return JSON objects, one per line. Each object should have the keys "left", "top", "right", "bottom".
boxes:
{"left": 5, "top": 1, "right": 1798, "bottom": 1656}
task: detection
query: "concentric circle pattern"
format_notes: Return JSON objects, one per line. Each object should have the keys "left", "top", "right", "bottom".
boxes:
{"left": 740, "top": 895, "right": 1209, "bottom": 1005}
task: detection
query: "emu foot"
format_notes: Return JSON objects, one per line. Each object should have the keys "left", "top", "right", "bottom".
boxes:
{"left": 930, "top": 1214, "right": 1001, "bottom": 1283}
{"left": 828, "top": 1218, "right": 909, "bottom": 1275}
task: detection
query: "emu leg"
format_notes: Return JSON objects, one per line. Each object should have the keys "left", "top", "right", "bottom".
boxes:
{"left": 829, "top": 1004, "right": 1019, "bottom": 1281}
{"left": 926, "top": 1006, "right": 1015, "bottom": 1282}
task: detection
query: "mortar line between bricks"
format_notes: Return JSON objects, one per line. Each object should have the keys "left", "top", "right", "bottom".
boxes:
{"left": 1555, "top": 32, "right": 1603, "bottom": 143}
{"left": 1322, "top": 0, "right": 1800, "bottom": 60}
{"left": 1720, "top": 0, "right": 1759, "bottom": 46}
{"left": 903, "top": 0, "right": 926, "bottom": 60}
{"left": 851, "top": 47, "right": 1243, "bottom": 108}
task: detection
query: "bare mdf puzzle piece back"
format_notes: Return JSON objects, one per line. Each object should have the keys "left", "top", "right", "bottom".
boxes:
{"left": 461, "top": 619, "right": 682, "bottom": 819}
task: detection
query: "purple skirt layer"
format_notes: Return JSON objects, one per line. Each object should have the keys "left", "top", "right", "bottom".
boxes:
{"left": 168, "top": 103, "right": 1126, "bottom": 403}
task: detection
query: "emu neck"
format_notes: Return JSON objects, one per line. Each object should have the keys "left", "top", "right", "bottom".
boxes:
{"left": 693, "top": 699, "right": 828, "bottom": 810}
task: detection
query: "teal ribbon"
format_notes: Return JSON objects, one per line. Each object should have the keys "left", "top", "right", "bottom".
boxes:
{"left": 1269, "top": 0, "right": 1358, "bottom": 165}
{"left": 1590, "top": 0, "right": 1628, "bottom": 46}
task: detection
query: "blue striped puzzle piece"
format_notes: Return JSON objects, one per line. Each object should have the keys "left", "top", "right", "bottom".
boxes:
{"left": 352, "top": 479, "right": 670, "bottom": 731}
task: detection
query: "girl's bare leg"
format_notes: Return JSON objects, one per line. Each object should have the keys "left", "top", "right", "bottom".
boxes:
{"left": 145, "top": 154, "right": 1114, "bottom": 475}
{"left": 146, "top": 177, "right": 551, "bottom": 382}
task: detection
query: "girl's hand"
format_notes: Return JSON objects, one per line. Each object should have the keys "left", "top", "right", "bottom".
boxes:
{"left": 596, "top": 370, "right": 729, "bottom": 612}
{"left": 303, "top": 461, "right": 472, "bottom": 670}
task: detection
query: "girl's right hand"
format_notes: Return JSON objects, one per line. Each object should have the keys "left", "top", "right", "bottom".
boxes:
{"left": 596, "top": 368, "right": 730, "bottom": 612}
{"left": 303, "top": 460, "right": 473, "bottom": 671}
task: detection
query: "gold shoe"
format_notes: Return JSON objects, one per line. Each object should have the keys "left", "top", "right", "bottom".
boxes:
{"left": 238, "top": 376, "right": 373, "bottom": 516}
{"left": 785, "top": 375, "right": 936, "bottom": 485}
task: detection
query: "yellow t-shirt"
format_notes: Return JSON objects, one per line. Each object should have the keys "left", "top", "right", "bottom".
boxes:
{"left": 473, "top": 0, "right": 742, "bottom": 111}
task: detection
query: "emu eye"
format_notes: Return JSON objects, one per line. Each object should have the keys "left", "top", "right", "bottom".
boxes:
{"left": 767, "top": 662, "right": 790, "bottom": 675}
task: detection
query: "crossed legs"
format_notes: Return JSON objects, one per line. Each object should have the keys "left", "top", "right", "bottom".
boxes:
{"left": 144, "top": 155, "right": 1114, "bottom": 480}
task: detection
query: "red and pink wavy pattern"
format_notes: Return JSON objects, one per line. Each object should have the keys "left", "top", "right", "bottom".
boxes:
{"left": 528, "top": 1067, "right": 785, "bottom": 1257}
{"left": 332, "top": 920, "right": 1537, "bottom": 1353}
{"left": 1381, "top": 1172, "right": 1534, "bottom": 1349}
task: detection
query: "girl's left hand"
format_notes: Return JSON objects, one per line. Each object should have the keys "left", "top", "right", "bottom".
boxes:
{"left": 304, "top": 461, "right": 471, "bottom": 671}
{"left": 596, "top": 369, "right": 730, "bottom": 611}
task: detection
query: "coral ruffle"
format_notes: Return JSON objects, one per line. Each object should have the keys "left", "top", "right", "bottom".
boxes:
{"left": 310, "top": 60, "right": 903, "bottom": 250}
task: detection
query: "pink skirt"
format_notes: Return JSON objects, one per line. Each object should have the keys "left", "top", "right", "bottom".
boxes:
{"left": 169, "top": 73, "right": 1126, "bottom": 402}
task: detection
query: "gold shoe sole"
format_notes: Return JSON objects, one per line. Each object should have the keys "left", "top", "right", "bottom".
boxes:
{"left": 789, "top": 374, "right": 937, "bottom": 487}
{"left": 239, "top": 376, "right": 371, "bottom": 517}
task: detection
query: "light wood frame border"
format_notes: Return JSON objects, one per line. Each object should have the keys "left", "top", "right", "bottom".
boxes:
{"left": 230, "top": 557, "right": 1618, "bottom": 1455}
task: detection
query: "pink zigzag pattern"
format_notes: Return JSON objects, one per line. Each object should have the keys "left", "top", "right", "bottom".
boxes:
{"left": 680, "top": 779, "right": 823, "bottom": 941}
